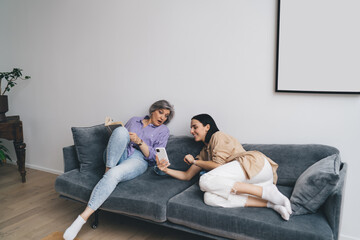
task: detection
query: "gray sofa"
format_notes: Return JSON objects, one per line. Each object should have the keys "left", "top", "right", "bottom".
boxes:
{"left": 55, "top": 124, "right": 347, "bottom": 240}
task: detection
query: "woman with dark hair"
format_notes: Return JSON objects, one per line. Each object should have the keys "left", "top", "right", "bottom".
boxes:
{"left": 156, "top": 113, "right": 292, "bottom": 221}
{"left": 64, "top": 100, "right": 175, "bottom": 240}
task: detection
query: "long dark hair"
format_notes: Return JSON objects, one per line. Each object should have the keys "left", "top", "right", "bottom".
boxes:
{"left": 191, "top": 114, "right": 219, "bottom": 143}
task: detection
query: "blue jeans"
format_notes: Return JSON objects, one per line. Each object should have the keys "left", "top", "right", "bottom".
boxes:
{"left": 88, "top": 127, "right": 148, "bottom": 211}
{"left": 153, "top": 165, "right": 167, "bottom": 176}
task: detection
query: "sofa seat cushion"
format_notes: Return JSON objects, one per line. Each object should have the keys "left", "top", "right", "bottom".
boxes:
{"left": 56, "top": 167, "right": 199, "bottom": 223}
{"left": 55, "top": 168, "right": 103, "bottom": 203}
{"left": 167, "top": 184, "right": 334, "bottom": 240}
{"left": 100, "top": 167, "right": 198, "bottom": 222}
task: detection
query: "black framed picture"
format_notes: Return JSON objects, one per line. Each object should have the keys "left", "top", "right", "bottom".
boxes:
{"left": 276, "top": 0, "right": 360, "bottom": 94}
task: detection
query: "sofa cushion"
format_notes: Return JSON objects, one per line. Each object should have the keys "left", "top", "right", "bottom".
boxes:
{"left": 55, "top": 167, "right": 198, "bottom": 223}
{"left": 55, "top": 168, "right": 103, "bottom": 203}
{"left": 167, "top": 184, "right": 334, "bottom": 240}
{"left": 71, "top": 124, "right": 109, "bottom": 172}
{"left": 165, "top": 135, "right": 204, "bottom": 171}
{"left": 100, "top": 168, "right": 199, "bottom": 222}
{"left": 243, "top": 144, "right": 339, "bottom": 186}
{"left": 57, "top": 134, "right": 200, "bottom": 223}
{"left": 290, "top": 154, "right": 340, "bottom": 215}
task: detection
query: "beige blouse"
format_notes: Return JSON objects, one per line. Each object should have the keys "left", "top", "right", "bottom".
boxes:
{"left": 196, "top": 131, "right": 278, "bottom": 184}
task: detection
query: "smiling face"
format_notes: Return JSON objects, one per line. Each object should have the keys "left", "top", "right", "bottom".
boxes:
{"left": 150, "top": 108, "right": 170, "bottom": 126}
{"left": 190, "top": 119, "right": 210, "bottom": 143}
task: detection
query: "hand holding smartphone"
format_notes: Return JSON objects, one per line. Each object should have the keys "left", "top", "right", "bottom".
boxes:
{"left": 156, "top": 147, "right": 169, "bottom": 164}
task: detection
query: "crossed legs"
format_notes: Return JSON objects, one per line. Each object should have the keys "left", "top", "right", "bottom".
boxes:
{"left": 199, "top": 159, "right": 291, "bottom": 220}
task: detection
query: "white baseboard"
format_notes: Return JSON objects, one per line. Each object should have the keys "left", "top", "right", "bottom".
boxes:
{"left": 7, "top": 160, "right": 63, "bottom": 175}
{"left": 25, "top": 163, "right": 63, "bottom": 175}
{"left": 340, "top": 234, "right": 360, "bottom": 240}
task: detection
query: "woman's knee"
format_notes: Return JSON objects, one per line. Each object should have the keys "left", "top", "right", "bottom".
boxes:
{"left": 199, "top": 174, "right": 216, "bottom": 192}
{"left": 103, "top": 168, "right": 121, "bottom": 183}
{"left": 203, "top": 192, "right": 219, "bottom": 207}
{"left": 112, "top": 127, "right": 129, "bottom": 141}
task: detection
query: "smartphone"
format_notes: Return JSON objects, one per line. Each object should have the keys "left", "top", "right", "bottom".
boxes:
{"left": 156, "top": 147, "right": 169, "bottom": 163}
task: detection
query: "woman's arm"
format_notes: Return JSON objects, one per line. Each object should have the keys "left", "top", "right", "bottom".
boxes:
{"left": 166, "top": 165, "right": 202, "bottom": 181}
{"left": 184, "top": 154, "right": 220, "bottom": 171}
{"left": 129, "top": 132, "right": 150, "bottom": 157}
{"left": 192, "top": 159, "right": 220, "bottom": 171}
{"left": 156, "top": 155, "right": 202, "bottom": 181}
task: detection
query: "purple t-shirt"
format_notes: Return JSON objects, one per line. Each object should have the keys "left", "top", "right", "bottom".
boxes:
{"left": 125, "top": 116, "right": 170, "bottom": 166}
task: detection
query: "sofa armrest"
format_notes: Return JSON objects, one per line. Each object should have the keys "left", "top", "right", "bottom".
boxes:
{"left": 322, "top": 162, "right": 347, "bottom": 240}
{"left": 63, "top": 145, "right": 79, "bottom": 172}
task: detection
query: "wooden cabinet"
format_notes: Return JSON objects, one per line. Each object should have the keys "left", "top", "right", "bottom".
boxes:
{"left": 0, "top": 115, "right": 26, "bottom": 182}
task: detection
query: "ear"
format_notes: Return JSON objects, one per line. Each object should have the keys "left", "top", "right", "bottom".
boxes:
{"left": 205, "top": 124, "right": 210, "bottom": 132}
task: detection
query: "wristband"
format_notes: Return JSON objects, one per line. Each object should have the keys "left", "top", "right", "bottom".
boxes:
{"left": 193, "top": 160, "right": 197, "bottom": 166}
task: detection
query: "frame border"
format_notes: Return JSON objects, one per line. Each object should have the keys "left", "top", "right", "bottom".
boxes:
{"left": 275, "top": 0, "right": 360, "bottom": 95}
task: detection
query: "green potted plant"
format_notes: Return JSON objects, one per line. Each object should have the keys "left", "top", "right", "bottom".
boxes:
{"left": 0, "top": 140, "right": 12, "bottom": 165}
{"left": 0, "top": 68, "right": 31, "bottom": 121}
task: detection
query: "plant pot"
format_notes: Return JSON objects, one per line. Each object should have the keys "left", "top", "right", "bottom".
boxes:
{"left": 0, "top": 95, "right": 9, "bottom": 122}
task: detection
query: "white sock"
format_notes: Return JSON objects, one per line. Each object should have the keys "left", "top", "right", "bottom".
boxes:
{"left": 63, "top": 215, "right": 86, "bottom": 240}
{"left": 267, "top": 202, "right": 290, "bottom": 221}
{"left": 262, "top": 185, "right": 292, "bottom": 214}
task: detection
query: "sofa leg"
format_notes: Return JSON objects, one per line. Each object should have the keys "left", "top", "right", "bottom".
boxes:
{"left": 91, "top": 210, "right": 100, "bottom": 229}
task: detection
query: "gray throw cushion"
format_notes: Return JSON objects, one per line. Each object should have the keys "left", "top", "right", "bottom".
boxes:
{"left": 71, "top": 124, "right": 109, "bottom": 172}
{"left": 290, "top": 154, "right": 340, "bottom": 215}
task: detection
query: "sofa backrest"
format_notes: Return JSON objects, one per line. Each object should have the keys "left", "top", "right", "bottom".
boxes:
{"left": 66, "top": 126, "right": 340, "bottom": 187}
{"left": 165, "top": 136, "right": 340, "bottom": 187}
{"left": 243, "top": 144, "right": 339, "bottom": 186}
{"left": 166, "top": 135, "right": 204, "bottom": 171}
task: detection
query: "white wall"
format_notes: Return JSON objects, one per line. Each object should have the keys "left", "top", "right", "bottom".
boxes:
{"left": 0, "top": 1, "right": 359, "bottom": 239}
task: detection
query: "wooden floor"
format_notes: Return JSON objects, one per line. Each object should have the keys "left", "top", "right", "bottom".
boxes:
{"left": 0, "top": 164, "right": 210, "bottom": 240}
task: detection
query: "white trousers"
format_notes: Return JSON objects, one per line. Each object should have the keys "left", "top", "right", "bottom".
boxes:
{"left": 199, "top": 157, "right": 273, "bottom": 208}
